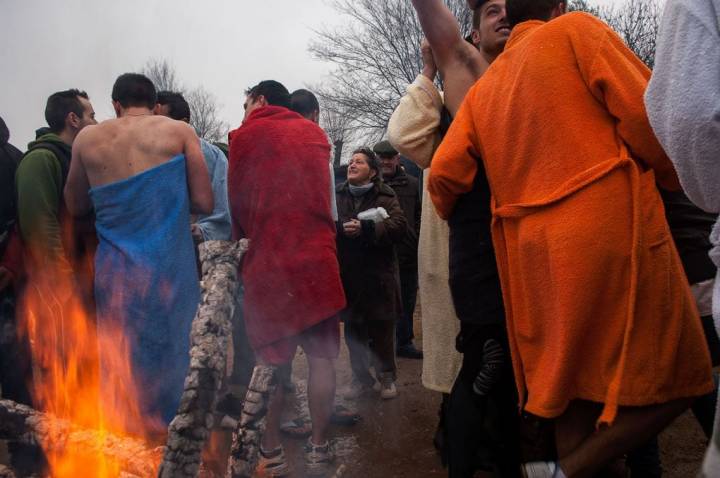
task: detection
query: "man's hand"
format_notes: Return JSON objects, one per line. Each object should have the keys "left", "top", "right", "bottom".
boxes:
{"left": 343, "top": 219, "right": 362, "bottom": 238}
{"left": 0, "top": 266, "right": 14, "bottom": 292}
{"left": 421, "top": 39, "right": 438, "bottom": 81}
{"left": 191, "top": 224, "right": 204, "bottom": 245}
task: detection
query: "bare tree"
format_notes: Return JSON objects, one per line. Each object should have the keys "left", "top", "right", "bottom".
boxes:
{"left": 140, "top": 58, "right": 230, "bottom": 143}
{"left": 186, "top": 87, "right": 230, "bottom": 144}
{"left": 570, "top": 0, "right": 660, "bottom": 68}
{"left": 319, "top": 99, "right": 357, "bottom": 167}
{"left": 310, "top": 0, "right": 471, "bottom": 144}
{"left": 142, "top": 58, "right": 182, "bottom": 92}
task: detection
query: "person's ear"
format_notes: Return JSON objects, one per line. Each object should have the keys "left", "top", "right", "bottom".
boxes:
{"left": 112, "top": 100, "right": 122, "bottom": 118}
{"left": 471, "top": 29, "right": 482, "bottom": 46}
{"left": 67, "top": 111, "right": 81, "bottom": 130}
{"left": 257, "top": 95, "right": 269, "bottom": 107}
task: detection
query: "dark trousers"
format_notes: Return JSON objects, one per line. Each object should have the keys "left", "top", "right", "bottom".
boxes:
{"left": 0, "top": 289, "right": 48, "bottom": 475}
{"left": 396, "top": 265, "right": 418, "bottom": 350}
{"left": 446, "top": 323, "right": 522, "bottom": 478}
{"left": 345, "top": 317, "right": 397, "bottom": 385}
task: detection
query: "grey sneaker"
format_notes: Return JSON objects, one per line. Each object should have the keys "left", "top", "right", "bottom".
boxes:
{"left": 258, "top": 445, "right": 290, "bottom": 477}
{"left": 380, "top": 380, "right": 398, "bottom": 400}
{"left": 305, "top": 439, "right": 335, "bottom": 476}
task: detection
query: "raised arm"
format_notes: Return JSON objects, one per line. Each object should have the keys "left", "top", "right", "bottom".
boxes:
{"left": 428, "top": 84, "right": 481, "bottom": 219}
{"left": 411, "top": 0, "right": 487, "bottom": 115}
{"left": 182, "top": 124, "right": 214, "bottom": 215}
{"left": 646, "top": 0, "right": 720, "bottom": 212}
{"left": 388, "top": 41, "right": 444, "bottom": 169}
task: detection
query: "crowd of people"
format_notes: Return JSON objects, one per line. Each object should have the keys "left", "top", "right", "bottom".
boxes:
{"left": 1, "top": 0, "right": 719, "bottom": 476}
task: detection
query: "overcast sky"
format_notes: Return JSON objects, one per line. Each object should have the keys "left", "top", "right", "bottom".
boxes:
{"left": 1, "top": 0, "right": 639, "bottom": 147}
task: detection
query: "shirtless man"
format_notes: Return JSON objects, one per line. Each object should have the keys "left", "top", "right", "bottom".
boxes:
{"left": 64, "top": 73, "right": 213, "bottom": 424}
{"left": 405, "top": 2, "right": 519, "bottom": 476}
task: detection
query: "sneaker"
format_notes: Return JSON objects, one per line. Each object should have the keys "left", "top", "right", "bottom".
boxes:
{"left": 380, "top": 380, "right": 398, "bottom": 400}
{"left": 305, "top": 439, "right": 335, "bottom": 476}
{"left": 342, "top": 379, "right": 371, "bottom": 399}
{"left": 257, "top": 445, "right": 290, "bottom": 477}
{"left": 522, "top": 461, "right": 565, "bottom": 478}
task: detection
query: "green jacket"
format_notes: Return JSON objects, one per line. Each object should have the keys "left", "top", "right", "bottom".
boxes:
{"left": 15, "top": 132, "right": 73, "bottom": 274}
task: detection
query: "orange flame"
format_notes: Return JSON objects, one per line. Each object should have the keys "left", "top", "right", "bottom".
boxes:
{"left": 19, "top": 262, "right": 159, "bottom": 477}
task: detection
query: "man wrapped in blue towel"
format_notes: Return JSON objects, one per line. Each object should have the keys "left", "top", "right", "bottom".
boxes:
{"left": 64, "top": 73, "right": 214, "bottom": 424}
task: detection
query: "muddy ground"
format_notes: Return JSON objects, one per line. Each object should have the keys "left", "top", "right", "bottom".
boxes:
{"left": 1, "top": 308, "right": 710, "bottom": 477}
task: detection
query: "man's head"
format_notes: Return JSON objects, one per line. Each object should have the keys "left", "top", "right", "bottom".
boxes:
{"left": 290, "top": 89, "right": 320, "bottom": 124}
{"left": 374, "top": 140, "right": 401, "bottom": 178}
{"left": 243, "top": 80, "right": 291, "bottom": 122}
{"left": 111, "top": 73, "right": 158, "bottom": 117}
{"left": 470, "top": 0, "right": 511, "bottom": 59}
{"left": 0, "top": 116, "right": 9, "bottom": 145}
{"left": 45, "top": 89, "right": 97, "bottom": 139}
{"left": 155, "top": 91, "right": 191, "bottom": 123}
{"left": 506, "top": 0, "right": 566, "bottom": 28}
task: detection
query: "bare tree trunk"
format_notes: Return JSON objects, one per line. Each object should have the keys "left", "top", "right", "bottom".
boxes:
{"left": 333, "top": 140, "right": 344, "bottom": 168}
{"left": 159, "top": 240, "right": 248, "bottom": 478}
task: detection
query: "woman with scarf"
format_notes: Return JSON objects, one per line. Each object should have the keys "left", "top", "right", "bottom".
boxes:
{"left": 336, "top": 148, "right": 408, "bottom": 400}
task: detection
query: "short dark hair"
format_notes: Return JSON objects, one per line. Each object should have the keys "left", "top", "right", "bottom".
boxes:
{"left": 290, "top": 89, "right": 320, "bottom": 119}
{"left": 471, "top": 1, "right": 488, "bottom": 29}
{"left": 246, "top": 80, "right": 291, "bottom": 109}
{"left": 45, "top": 89, "right": 89, "bottom": 133}
{"left": 112, "top": 73, "right": 157, "bottom": 109}
{"left": 352, "top": 147, "right": 382, "bottom": 180}
{"left": 157, "top": 90, "right": 191, "bottom": 122}
{"left": 506, "top": 0, "right": 564, "bottom": 27}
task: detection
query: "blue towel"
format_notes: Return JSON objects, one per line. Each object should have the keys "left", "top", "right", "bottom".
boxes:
{"left": 90, "top": 155, "right": 199, "bottom": 424}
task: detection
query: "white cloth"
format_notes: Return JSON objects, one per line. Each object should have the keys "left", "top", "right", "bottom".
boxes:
{"left": 645, "top": 1, "right": 720, "bottom": 474}
{"left": 388, "top": 75, "right": 461, "bottom": 394}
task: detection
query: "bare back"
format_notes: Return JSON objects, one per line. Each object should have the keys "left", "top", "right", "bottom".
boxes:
{"left": 65, "top": 115, "right": 213, "bottom": 216}
{"left": 78, "top": 115, "right": 196, "bottom": 187}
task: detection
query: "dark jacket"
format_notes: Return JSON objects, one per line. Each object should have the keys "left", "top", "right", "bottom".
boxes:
{"left": 336, "top": 180, "right": 408, "bottom": 321}
{"left": 448, "top": 154, "right": 505, "bottom": 326}
{"left": 0, "top": 139, "right": 22, "bottom": 238}
{"left": 15, "top": 132, "right": 96, "bottom": 306}
{"left": 384, "top": 167, "right": 421, "bottom": 269}
{"left": 661, "top": 189, "right": 717, "bottom": 285}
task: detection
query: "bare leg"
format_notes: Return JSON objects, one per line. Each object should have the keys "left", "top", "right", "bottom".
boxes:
{"left": 307, "top": 355, "right": 336, "bottom": 445}
{"left": 260, "top": 368, "right": 286, "bottom": 452}
{"left": 557, "top": 398, "right": 693, "bottom": 477}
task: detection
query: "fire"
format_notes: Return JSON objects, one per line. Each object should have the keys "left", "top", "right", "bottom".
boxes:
{"left": 19, "top": 264, "right": 161, "bottom": 477}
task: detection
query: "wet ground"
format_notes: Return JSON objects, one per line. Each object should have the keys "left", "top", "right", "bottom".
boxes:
{"left": 1, "top": 310, "right": 710, "bottom": 477}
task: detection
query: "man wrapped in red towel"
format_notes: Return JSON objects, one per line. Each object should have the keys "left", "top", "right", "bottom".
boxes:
{"left": 228, "top": 80, "right": 345, "bottom": 476}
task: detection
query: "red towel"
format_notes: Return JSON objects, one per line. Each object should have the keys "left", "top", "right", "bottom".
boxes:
{"left": 228, "top": 106, "right": 346, "bottom": 349}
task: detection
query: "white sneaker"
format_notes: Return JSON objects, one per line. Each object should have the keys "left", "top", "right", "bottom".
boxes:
{"left": 380, "top": 381, "right": 398, "bottom": 400}
{"left": 522, "top": 461, "right": 564, "bottom": 478}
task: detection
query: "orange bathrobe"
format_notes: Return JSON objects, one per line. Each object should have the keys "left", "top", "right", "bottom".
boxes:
{"left": 428, "top": 12, "right": 714, "bottom": 424}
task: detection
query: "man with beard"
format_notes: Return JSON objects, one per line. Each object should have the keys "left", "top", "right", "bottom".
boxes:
{"left": 429, "top": 1, "right": 714, "bottom": 475}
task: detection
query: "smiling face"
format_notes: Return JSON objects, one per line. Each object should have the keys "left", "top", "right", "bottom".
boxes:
{"left": 471, "top": 0, "right": 510, "bottom": 59}
{"left": 347, "top": 153, "right": 377, "bottom": 186}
